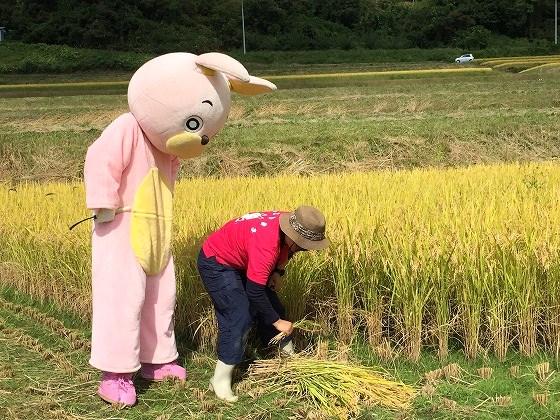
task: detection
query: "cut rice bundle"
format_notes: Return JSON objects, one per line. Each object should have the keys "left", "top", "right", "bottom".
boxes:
{"left": 269, "top": 319, "right": 324, "bottom": 345}
{"left": 247, "top": 354, "right": 416, "bottom": 417}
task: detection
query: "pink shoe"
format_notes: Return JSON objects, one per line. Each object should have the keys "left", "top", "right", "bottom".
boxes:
{"left": 140, "top": 360, "right": 187, "bottom": 382}
{"left": 97, "top": 372, "right": 136, "bottom": 407}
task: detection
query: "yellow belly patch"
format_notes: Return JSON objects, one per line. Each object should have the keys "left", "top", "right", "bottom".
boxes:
{"left": 130, "top": 168, "right": 173, "bottom": 275}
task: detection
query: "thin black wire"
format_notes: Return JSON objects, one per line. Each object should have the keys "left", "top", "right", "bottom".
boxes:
{"left": 69, "top": 215, "right": 96, "bottom": 230}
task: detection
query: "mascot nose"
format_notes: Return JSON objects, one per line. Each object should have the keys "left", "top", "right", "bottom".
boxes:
{"left": 166, "top": 132, "right": 205, "bottom": 159}
{"left": 201, "top": 135, "right": 210, "bottom": 145}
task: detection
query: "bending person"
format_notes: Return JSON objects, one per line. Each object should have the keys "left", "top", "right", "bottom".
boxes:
{"left": 197, "top": 206, "right": 330, "bottom": 402}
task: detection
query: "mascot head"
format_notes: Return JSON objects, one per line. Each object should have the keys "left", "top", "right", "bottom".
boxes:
{"left": 127, "top": 52, "right": 276, "bottom": 159}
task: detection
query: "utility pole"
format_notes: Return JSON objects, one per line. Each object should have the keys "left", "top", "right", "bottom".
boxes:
{"left": 556, "top": 0, "right": 558, "bottom": 45}
{"left": 242, "top": 0, "right": 246, "bottom": 54}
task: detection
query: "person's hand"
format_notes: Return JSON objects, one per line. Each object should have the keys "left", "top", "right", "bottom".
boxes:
{"left": 95, "top": 208, "right": 115, "bottom": 223}
{"left": 268, "top": 271, "right": 283, "bottom": 291}
{"left": 273, "top": 319, "right": 293, "bottom": 335}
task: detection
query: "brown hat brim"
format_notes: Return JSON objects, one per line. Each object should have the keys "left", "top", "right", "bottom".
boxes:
{"left": 279, "top": 213, "right": 330, "bottom": 251}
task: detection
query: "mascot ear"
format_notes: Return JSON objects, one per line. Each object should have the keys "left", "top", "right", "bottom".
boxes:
{"left": 195, "top": 52, "right": 250, "bottom": 82}
{"left": 229, "top": 75, "right": 277, "bottom": 95}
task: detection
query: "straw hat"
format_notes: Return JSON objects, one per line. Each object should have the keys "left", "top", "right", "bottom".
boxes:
{"left": 279, "top": 206, "right": 330, "bottom": 251}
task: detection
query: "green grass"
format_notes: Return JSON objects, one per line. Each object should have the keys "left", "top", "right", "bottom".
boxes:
{"left": 1, "top": 287, "right": 559, "bottom": 419}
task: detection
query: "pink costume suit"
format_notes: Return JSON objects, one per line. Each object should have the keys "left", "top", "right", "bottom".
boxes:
{"left": 83, "top": 52, "right": 276, "bottom": 377}
{"left": 85, "top": 113, "right": 179, "bottom": 372}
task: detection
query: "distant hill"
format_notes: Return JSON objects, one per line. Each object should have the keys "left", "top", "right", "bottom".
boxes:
{"left": 0, "top": 0, "right": 558, "bottom": 53}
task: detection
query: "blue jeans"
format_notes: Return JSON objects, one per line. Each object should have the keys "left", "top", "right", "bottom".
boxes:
{"left": 197, "top": 249, "right": 286, "bottom": 364}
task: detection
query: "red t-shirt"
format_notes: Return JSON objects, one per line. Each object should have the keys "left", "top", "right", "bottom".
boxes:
{"left": 202, "top": 211, "right": 289, "bottom": 286}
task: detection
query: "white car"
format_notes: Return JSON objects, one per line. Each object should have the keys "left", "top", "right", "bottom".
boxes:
{"left": 455, "top": 53, "right": 474, "bottom": 64}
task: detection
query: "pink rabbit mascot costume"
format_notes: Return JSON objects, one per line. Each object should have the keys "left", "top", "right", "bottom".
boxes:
{"left": 84, "top": 52, "right": 276, "bottom": 406}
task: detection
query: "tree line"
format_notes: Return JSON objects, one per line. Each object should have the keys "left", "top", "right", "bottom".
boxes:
{"left": 0, "top": 0, "right": 557, "bottom": 52}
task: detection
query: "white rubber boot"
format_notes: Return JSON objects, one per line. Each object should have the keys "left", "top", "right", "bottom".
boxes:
{"left": 281, "top": 340, "right": 295, "bottom": 356}
{"left": 209, "top": 360, "right": 238, "bottom": 402}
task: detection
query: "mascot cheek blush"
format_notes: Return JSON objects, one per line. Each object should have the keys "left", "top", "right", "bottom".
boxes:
{"left": 83, "top": 52, "right": 275, "bottom": 406}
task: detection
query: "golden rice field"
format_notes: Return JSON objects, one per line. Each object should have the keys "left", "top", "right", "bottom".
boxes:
{"left": 2, "top": 162, "right": 560, "bottom": 362}
{"left": 478, "top": 54, "right": 560, "bottom": 73}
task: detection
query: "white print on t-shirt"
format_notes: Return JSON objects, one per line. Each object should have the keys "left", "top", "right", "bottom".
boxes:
{"left": 235, "top": 211, "right": 279, "bottom": 233}
{"left": 235, "top": 212, "right": 264, "bottom": 222}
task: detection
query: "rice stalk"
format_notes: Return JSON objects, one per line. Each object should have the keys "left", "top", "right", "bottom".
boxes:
{"left": 493, "top": 395, "right": 512, "bottom": 407}
{"left": 532, "top": 391, "right": 549, "bottom": 406}
{"left": 357, "top": 235, "right": 385, "bottom": 348}
{"left": 423, "top": 368, "right": 443, "bottom": 383}
{"left": 442, "top": 363, "right": 462, "bottom": 382}
{"left": 330, "top": 244, "right": 356, "bottom": 344}
{"left": 373, "top": 338, "right": 395, "bottom": 362}
{"left": 535, "top": 362, "right": 552, "bottom": 383}
{"left": 457, "top": 243, "right": 486, "bottom": 359}
{"left": 476, "top": 367, "right": 493, "bottom": 379}
{"left": 268, "top": 319, "right": 323, "bottom": 345}
{"left": 315, "top": 337, "right": 329, "bottom": 360}
{"left": 509, "top": 365, "right": 520, "bottom": 378}
{"left": 246, "top": 353, "right": 416, "bottom": 417}
{"left": 420, "top": 383, "right": 436, "bottom": 397}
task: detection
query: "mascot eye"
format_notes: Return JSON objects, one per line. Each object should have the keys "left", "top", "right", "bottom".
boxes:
{"left": 185, "top": 116, "right": 203, "bottom": 132}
